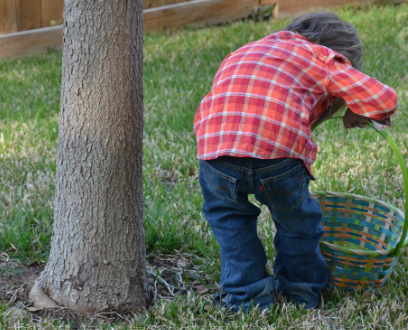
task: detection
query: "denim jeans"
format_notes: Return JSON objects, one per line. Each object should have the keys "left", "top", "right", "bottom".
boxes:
{"left": 199, "top": 156, "right": 329, "bottom": 311}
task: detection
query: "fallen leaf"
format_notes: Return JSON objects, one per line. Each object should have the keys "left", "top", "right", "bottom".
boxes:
{"left": 27, "top": 307, "right": 43, "bottom": 312}
{"left": 158, "top": 289, "right": 170, "bottom": 296}
{"left": 195, "top": 285, "right": 209, "bottom": 294}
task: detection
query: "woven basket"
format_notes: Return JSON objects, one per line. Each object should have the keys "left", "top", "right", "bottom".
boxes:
{"left": 311, "top": 123, "right": 408, "bottom": 289}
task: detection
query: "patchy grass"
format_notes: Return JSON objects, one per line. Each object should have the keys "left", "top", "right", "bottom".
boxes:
{"left": 1, "top": 2, "right": 408, "bottom": 329}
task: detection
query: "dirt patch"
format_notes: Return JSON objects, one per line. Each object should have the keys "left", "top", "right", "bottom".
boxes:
{"left": 0, "top": 252, "right": 216, "bottom": 328}
{"left": 0, "top": 256, "right": 43, "bottom": 306}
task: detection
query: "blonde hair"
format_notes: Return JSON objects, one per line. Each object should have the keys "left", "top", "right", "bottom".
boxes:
{"left": 285, "top": 12, "right": 363, "bottom": 116}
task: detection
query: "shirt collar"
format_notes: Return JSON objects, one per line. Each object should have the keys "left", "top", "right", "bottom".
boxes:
{"left": 268, "top": 31, "right": 310, "bottom": 42}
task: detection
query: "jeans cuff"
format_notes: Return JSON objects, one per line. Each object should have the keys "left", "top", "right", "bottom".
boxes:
{"left": 275, "top": 277, "right": 322, "bottom": 309}
{"left": 222, "top": 276, "right": 275, "bottom": 312}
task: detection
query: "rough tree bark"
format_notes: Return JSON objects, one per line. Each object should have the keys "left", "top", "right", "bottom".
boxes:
{"left": 29, "top": 0, "right": 148, "bottom": 313}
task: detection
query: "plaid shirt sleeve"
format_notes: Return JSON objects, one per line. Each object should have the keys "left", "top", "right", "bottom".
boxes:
{"left": 325, "top": 58, "right": 398, "bottom": 124}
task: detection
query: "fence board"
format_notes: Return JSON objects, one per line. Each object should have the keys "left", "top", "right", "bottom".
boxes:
{"left": 144, "top": 0, "right": 192, "bottom": 9}
{"left": 259, "top": 0, "right": 277, "bottom": 4}
{"left": 144, "top": 0, "right": 258, "bottom": 31}
{"left": 0, "top": 0, "right": 17, "bottom": 34}
{"left": 16, "top": 0, "right": 42, "bottom": 31}
{"left": 278, "top": 0, "right": 371, "bottom": 17}
{"left": 41, "top": 0, "right": 64, "bottom": 27}
{"left": 0, "top": 25, "right": 62, "bottom": 58}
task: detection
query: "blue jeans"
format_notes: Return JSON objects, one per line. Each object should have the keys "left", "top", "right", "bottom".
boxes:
{"left": 199, "top": 156, "right": 329, "bottom": 311}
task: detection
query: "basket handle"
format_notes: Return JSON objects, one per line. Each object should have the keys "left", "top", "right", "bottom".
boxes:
{"left": 366, "top": 123, "right": 408, "bottom": 255}
{"left": 313, "top": 118, "right": 408, "bottom": 256}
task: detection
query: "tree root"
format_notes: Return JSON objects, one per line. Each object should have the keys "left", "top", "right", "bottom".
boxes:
{"left": 29, "top": 278, "right": 95, "bottom": 313}
{"left": 29, "top": 279, "right": 61, "bottom": 309}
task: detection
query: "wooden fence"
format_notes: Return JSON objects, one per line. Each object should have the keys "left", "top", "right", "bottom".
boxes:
{"left": 0, "top": 0, "right": 63, "bottom": 35}
{"left": 0, "top": 0, "right": 374, "bottom": 59}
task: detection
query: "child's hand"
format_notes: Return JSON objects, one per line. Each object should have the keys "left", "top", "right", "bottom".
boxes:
{"left": 343, "top": 108, "right": 370, "bottom": 129}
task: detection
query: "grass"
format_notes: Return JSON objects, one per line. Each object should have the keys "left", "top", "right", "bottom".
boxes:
{"left": 1, "top": 2, "right": 408, "bottom": 329}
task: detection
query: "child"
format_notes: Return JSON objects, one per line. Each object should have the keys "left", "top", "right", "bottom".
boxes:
{"left": 193, "top": 12, "right": 398, "bottom": 312}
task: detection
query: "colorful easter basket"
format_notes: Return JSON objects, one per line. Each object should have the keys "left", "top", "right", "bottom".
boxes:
{"left": 310, "top": 123, "right": 408, "bottom": 289}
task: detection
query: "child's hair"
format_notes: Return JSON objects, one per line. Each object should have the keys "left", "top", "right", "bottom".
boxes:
{"left": 284, "top": 12, "right": 363, "bottom": 71}
{"left": 284, "top": 12, "right": 363, "bottom": 117}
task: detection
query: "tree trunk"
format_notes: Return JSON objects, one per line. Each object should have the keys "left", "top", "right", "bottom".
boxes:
{"left": 29, "top": 0, "right": 147, "bottom": 313}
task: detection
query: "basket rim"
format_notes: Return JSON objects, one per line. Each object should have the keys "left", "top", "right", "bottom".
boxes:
{"left": 311, "top": 190, "right": 405, "bottom": 220}
{"left": 320, "top": 241, "right": 394, "bottom": 256}
{"left": 312, "top": 190, "right": 405, "bottom": 256}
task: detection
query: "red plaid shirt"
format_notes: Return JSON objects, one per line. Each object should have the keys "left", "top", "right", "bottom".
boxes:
{"left": 194, "top": 31, "right": 398, "bottom": 178}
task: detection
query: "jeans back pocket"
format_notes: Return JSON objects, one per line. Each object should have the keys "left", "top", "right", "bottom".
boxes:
{"left": 200, "top": 160, "right": 238, "bottom": 203}
{"left": 260, "top": 161, "right": 306, "bottom": 211}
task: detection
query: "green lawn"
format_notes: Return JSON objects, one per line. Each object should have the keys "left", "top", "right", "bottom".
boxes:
{"left": 1, "top": 2, "right": 408, "bottom": 329}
